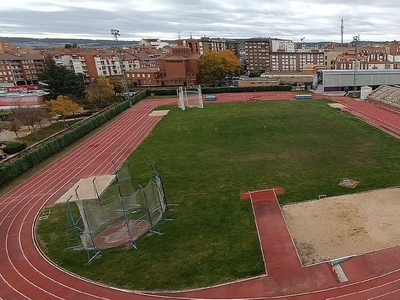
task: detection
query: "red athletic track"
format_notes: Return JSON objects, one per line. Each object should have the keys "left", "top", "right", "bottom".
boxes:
{"left": 2, "top": 93, "right": 400, "bottom": 299}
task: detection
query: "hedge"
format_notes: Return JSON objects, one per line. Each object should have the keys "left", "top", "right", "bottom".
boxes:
{"left": 3, "top": 141, "right": 27, "bottom": 155}
{"left": 0, "top": 91, "right": 146, "bottom": 187}
{"left": 146, "top": 85, "right": 291, "bottom": 96}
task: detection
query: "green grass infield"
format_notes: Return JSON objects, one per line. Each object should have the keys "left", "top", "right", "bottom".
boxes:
{"left": 36, "top": 99, "right": 400, "bottom": 290}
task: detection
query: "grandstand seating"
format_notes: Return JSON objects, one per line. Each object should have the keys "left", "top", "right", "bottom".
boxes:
{"left": 368, "top": 85, "right": 400, "bottom": 110}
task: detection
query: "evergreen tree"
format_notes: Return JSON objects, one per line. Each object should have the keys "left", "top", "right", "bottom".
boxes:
{"left": 38, "top": 56, "right": 85, "bottom": 100}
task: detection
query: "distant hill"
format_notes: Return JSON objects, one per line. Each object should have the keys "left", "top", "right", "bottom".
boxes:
{"left": 1, "top": 37, "right": 139, "bottom": 48}
{"left": 1, "top": 36, "right": 389, "bottom": 49}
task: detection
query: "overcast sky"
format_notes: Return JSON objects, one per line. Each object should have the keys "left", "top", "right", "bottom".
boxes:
{"left": 0, "top": 0, "right": 398, "bottom": 42}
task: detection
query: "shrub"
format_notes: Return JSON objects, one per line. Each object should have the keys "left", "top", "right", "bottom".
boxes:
{"left": 0, "top": 90, "right": 147, "bottom": 187}
{"left": 3, "top": 141, "right": 27, "bottom": 154}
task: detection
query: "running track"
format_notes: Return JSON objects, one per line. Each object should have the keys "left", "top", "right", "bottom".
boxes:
{"left": 2, "top": 93, "right": 400, "bottom": 299}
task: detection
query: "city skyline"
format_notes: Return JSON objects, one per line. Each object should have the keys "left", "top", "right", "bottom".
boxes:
{"left": 1, "top": 0, "right": 399, "bottom": 42}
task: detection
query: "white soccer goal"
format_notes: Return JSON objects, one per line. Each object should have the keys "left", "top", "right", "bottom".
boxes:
{"left": 177, "top": 85, "right": 203, "bottom": 110}
{"left": 177, "top": 87, "right": 186, "bottom": 111}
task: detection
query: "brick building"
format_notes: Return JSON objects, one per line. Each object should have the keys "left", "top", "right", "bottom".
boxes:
{"left": 0, "top": 53, "right": 44, "bottom": 85}
{"left": 245, "top": 37, "right": 325, "bottom": 73}
{"left": 245, "top": 38, "right": 271, "bottom": 71}
{"left": 0, "top": 40, "right": 45, "bottom": 85}
{"left": 157, "top": 38, "right": 201, "bottom": 87}
{"left": 270, "top": 51, "right": 324, "bottom": 72}
{"left": 333, "top": 45, "right": 394, "bottom": 70}
{"left": 43, "top": 47, "right": 150, "bottom": 82}
{"left": 125, "top": 68, "right": 159, "bottom": 87}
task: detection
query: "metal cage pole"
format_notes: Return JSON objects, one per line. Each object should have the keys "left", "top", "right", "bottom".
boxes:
{"left": 115, "top": 170, "right": 137, "bottom": 249}
{"left": 75, "top": 186, "right": 101, "bottom": 264}
{"left": 139, "top": 183, "right": 162, "bottom": 236}
{"left": 66, "top": 195, "right": 84, "bottom": 250}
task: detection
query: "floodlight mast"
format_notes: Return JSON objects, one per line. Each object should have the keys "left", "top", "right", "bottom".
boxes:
{"left": 353, "top": 34, "right": 360, "bottom": 97}
{"left": 110, "top": 29, "right": 130, "bottom": 102}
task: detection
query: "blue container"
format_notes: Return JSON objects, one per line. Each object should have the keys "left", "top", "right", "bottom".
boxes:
{"left": 295, "top": 94, "right": 313, "bottom": 100}
{"left": 205, "top": 95, "right": 216, "bottom": 101}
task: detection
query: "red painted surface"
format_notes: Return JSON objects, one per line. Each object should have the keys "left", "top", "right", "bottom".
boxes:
{"left": 6, "top": 85, "right": 38, "bottom": 92}
{"left": 2, "top": 94, "right": 400, "bottom": 299}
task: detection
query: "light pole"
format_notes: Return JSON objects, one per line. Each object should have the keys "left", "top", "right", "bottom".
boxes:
{"left": 353, "top": 35, "right": 360, "bottom": 97}
{"left": 110, "top": 29, "right": 130, "bottom": 103}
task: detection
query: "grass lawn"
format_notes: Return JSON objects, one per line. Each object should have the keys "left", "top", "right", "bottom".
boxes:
{"left": 18, "top": 119, "right": 80, "bottom": 145}
{"left": 36, "top": 99, "right": 400, "bottom": 291}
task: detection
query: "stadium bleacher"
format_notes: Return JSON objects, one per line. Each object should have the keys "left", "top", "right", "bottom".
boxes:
{"left": 367, "top": 85, "right": 400, "bottom": 110}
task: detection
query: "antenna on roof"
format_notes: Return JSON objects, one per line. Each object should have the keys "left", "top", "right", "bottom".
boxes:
{"left": 178, "top": 32, "right": 181, "bottom": 40}
{"left": 341, "top": 18, "right": 344, "bottom": 46}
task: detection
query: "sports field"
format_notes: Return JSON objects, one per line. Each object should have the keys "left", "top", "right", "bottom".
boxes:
{"left": 36, "top": 99, "right": 400, "bottom": 291}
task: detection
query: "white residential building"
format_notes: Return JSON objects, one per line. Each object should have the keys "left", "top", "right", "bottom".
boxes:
{"left": 270, "top": 39, "right": 295, "bottom": 52}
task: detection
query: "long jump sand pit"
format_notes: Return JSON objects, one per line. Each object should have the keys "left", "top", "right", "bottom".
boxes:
{"left": 282, "top": 187, "right": 400, "bottom": 266}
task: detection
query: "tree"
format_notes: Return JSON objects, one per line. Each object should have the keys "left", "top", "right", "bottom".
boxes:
{"left": 7, "top": 121, "right": 22, "bottom": 138}
{"left": 249, "top": 70, "right": 264, "bottom": 78}
{"left": 108, "top": 77, "right": 124, "bottom": 94}
{"left": 198, "top": 50, "right": 242, "bottom": 86}
{"left": 219, "top": 50, "right": 242, "bottom": 77}
{"left": 38, "top": 56, "right": 85, "bottom": 100}
{"left": 44, "top": 95, "right": 81, "bottom": 124}
{"left": 86, "top": 76, "right": 116, "bottom": 104}
{"left": 11, "top": 106, "right": 47, "bottom": 140}
{"left": 65, "top": 43, "right": 78, "bottom": 48}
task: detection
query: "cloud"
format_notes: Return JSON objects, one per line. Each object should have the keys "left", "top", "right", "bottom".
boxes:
{"left": 0, "top": 0, "right": 398, "bottom": 42}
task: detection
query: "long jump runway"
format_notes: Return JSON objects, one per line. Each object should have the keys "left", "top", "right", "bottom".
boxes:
{"left": 2, "top": 94, "right": 400, "bottom": 299}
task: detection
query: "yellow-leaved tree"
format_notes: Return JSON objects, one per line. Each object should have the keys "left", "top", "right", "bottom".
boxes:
{"left": 86, "top": 76, "right": 116, "bottom": 104}
{"left": 198, "top": 50, "right": 242, "bottom": 86}
{"left": 44, "top": 95, "right": 80, "bottom": 124}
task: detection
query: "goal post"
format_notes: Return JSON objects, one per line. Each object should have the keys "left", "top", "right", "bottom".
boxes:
{"left": 185, "top": 85, "right": 203, "bottom": 109}
{"left": 177, "top": 85, "right": 203, "bottom": 110}
{"left": 177, "top": 86, "right": 186, "bottom": 111}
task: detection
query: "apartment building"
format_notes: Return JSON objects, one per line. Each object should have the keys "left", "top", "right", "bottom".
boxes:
{"left": 387, "top": 54, "right": 400, "bottom": 69}
{"left": 43, "top": 47, "right": 154, "bottom": 82}
{"left": 0, "top": 40, "right": 45, "bottom": 85}
{"left": 333, "top": 45, "right": 395, "bottom": 70}
{"left": 137, "top": 38, "right": 169, "bottom": 49}
{"left": 334, "top": 52, "right": 368, "bottom": 70}
{"left": 389, "top": 41, "right": 400, "bottom": 56}
{"left": 245, "top": 38, "right": 270, "bottom": 71}
{"left": 125, "top": 68, "right": 159, "bottom": 87}
{"left": 245, "top": 37, "right": 324, "bottom": 73}
{"left": 270, "top": 39, "right": 295, "bottom": 52}
{"left": 0, "top": 53, "right": 44, "bottom": 85}
{"left": 320, "top": 44, "right": 349, "bottom": 69}
{"left": 0, "top": 39, "right": 14, "bottom": 53}
{"left": 198, "top": 37, "right": 240, "bottom": 57}
{"left": 270, "top": 51, "right": 324, "bottom": 72}
{"left": 132, "top": 53, "right": 158, "bottom": 68}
